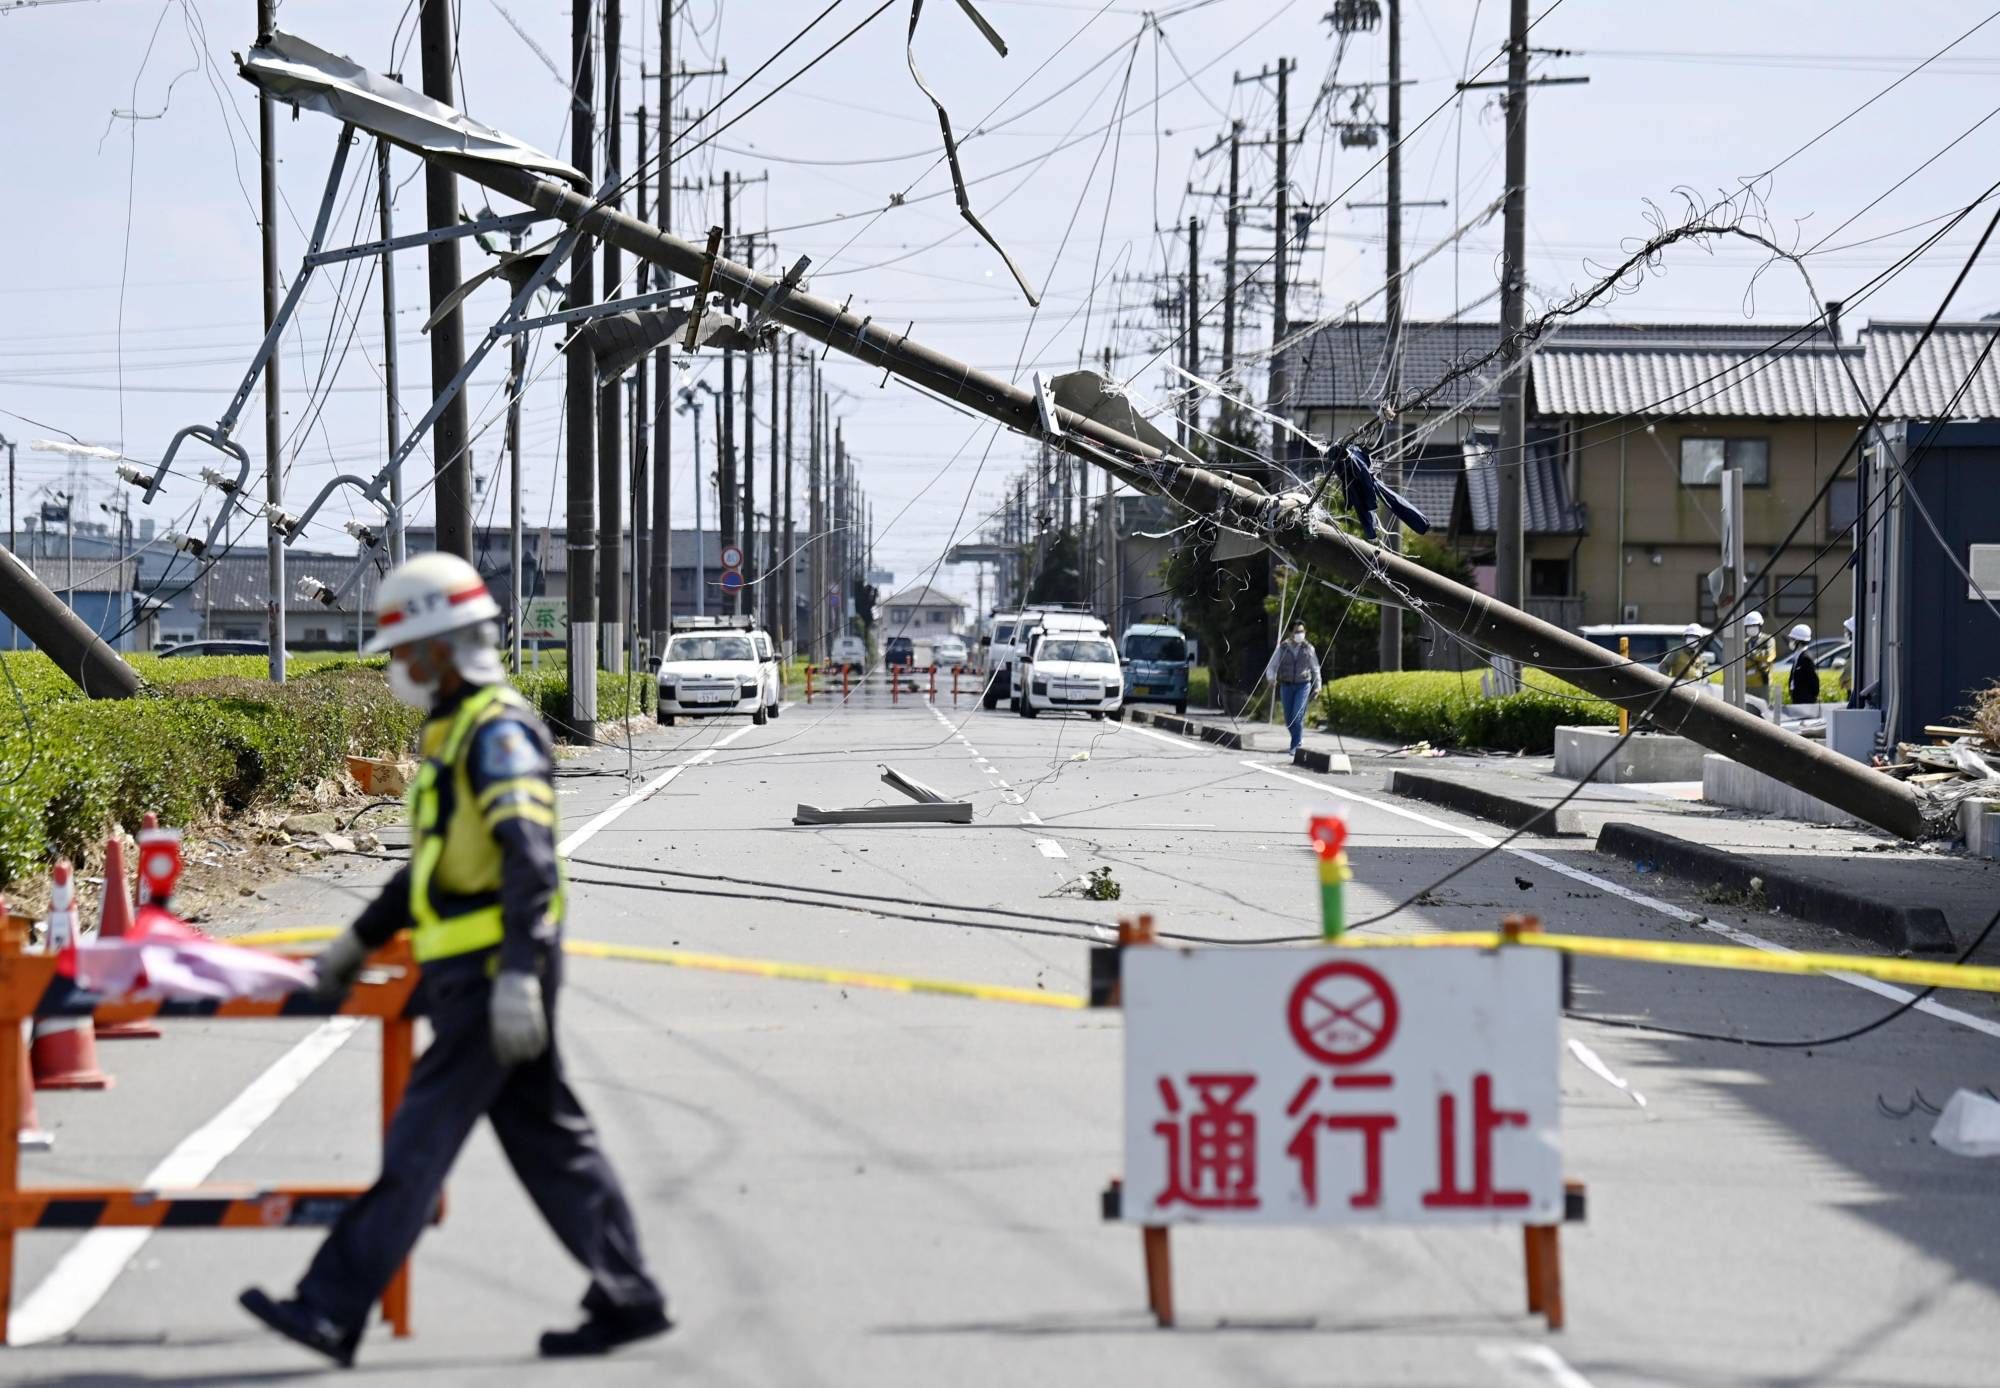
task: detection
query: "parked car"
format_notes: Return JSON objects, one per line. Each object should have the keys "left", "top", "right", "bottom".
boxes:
{"left": 1018, "top": 631, "right": 1123, "bottom": 719}
{"left": 830, "top": 634, "right": 867, "bottom": 671}
{"left": 1120, "top": 623, "right": 1191, "bottom": 714}
{"left": 983, "top": 604, "right": 1100, "bottom": 710}
{"left": 930, "top": 634, "right": 968, "bottom": 670}
{"left": 884, "top": 634, "right": 916, "bottom": 669}
{"left": 749, "top": 627, "right": 783, "bottom": 721}
{"left": 656, "top": 628, "right": 769, "bottom": 727}
{"left": 1578, "top": 623, "right": 1722, "bottom": 670}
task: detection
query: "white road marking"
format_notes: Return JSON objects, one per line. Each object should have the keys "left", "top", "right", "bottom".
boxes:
{"left": 1020, "top": 811, "right": 1043, "bottom": 825}
{"left": 1035, "top": 839, "right": 1067, "bottom": 859}
{"left": 1241, "top": 759, "right": 2000, "bottom": 1041}
{"left": 14, "top": 722, "right": 755, "bottom": 1344}
{"left": 1480, "top": 1343, "right": 1599, "bottom": 1388}
{"left": 558, "top": 723, "right": 756, "bottom": 855}
{"left": 9, "top": 1017, "right": 364, "bottom": 1345}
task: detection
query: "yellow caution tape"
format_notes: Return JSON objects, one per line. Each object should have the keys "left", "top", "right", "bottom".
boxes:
{"left": 230, "top": 926, "right": 1086, "bottom": 1011}
{"left": 1336, "top": 930, "right": 2000, "bottom": 995}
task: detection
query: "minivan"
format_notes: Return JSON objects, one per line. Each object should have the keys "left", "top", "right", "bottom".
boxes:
{"left": 1120, "top": 623, "right": 1191, "bottom": 714}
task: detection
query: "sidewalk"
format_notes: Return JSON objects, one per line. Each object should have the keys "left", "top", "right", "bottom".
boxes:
{"left": 1360, "top": 751, "right": 1999, "bottom": 956}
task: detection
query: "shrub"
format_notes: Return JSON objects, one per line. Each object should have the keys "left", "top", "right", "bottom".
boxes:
{"left": 511, "top": 667, "right": 656, "bottom": 728}
{"left": 1316, "top": 669, "right": 1616, "bottom": 753}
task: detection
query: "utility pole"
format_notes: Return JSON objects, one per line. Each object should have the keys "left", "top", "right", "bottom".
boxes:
{"left": 833, "top": 419, "right": 846, "bottom": 635}
{"left": 1494, "top": 0, "right": 1529, "bottom": 622}
{"left": 375, "top": 137, "right": 407, "bottom": 565}
{"left": 718, "top": 173, "right": 737, "bottom": 588}
{"left": 0, "top": 435, "right": 14, "bottom": 554}
{"left": 768, "top": 336, "right": 780, "bottom": 636}
{"left": 1185, "top": 216, "right": 1201, "bottom": 444}
{"left": 783, "top": 347, "right": 796, "bottom": 649}
{"left": 741, "top": 236, "right": 758, "bottom": 617}
{"left": 421, "top": 0, "right": 472, "bottom": 561}
{"left": 1270, "top": 58, "right": 1294, "bottom": 463}
{"left": 1380, "top": 0, "right": 1404, "bottom": 672}
{"left": 632, "top": 103, "right": 650, "bottom": 667}
{"left": 651, "top": 40, "right": 672, "bottom": 650}
{"left": 1223, "top": 122, "right": 1241, "bottom": 421}
{"left": 509, "top": 225, "right": 526, "bottom": 673}
{"left": 809, "top": 364, "right": 823, "bottom": 657}
{"left": 598, "top": 0, "right": 624, "bottom": 673}
{"left": 256, "top": 0, "right": 286, "bottom": 683}
{"left": 565, "top": 0, "right": 598, "bottom": 737}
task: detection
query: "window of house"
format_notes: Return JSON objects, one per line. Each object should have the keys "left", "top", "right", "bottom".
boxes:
{"left": 1679, "top": 437, "right": 1769, "bottom": 487}
{"left": 1771, "top": 574, "right": 1816, "bottom": 620}
{"left": 1826, "top": 475, "right": 1859, "bottom": 536}
{"left": 1529, "top": 558, "right": 1571, "bottom": 597}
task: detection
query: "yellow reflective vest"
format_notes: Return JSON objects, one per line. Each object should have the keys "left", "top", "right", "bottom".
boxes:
{"left": 406, "top": 684, "right": 564, "bottom": 963}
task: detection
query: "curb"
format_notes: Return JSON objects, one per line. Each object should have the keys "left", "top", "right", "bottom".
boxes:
{"left": 1388, "top": 770, "right": 1587, "bottom": 837}
{"left": 1291, "top": 747, "right": 1353, "bottom": 775}
{"left": 1595, "top": 821, "right": 1956, "bottom": 955}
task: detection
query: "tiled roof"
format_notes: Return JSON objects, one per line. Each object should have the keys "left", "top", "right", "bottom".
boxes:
{"left": 19, "top": 556, "right": 137, "bottom": 595}
{"left": 1859, "top": 322, "right": 2000, "bottom": 419}
{"left": 1280, "top": 320, "right": 1832, "bottom": 412}
{"left": 882, "top": 582, "right": 966, "bottom": 610}
{"left": 1532, "top": 341, "right": 1864, "bottom": 418}
{"left": 1459, "top": 431, "right": 1585, "bottom": 536}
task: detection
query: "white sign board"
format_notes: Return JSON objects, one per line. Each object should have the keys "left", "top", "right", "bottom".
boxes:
{"left": 1121, "top": 947, "right": 1562, "bottom": 1226}
{"left": 521, "top": 599, "right": 566, "bottom": 641}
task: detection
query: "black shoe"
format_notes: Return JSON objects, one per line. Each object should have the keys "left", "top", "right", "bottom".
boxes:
{"left": 538, "top": 1304, "right": 672, "bottom": 1357}
{"left": 239, "top": 1287, "right": 360, "bottom": 1368}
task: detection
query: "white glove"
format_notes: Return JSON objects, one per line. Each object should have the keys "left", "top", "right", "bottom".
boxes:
{"left": 312, "top": 929, "right": 370, "bottom": 1001}
{"left": 490, "top": 971, "right": 549, "bottom": 1066}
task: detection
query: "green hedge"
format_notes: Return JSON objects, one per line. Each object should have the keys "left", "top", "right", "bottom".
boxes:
{"left": 511, "top": 667, "right": 655, "bottom": 725}
{"left": 1316, "top": 669, "right": 1617, "bottom": 752}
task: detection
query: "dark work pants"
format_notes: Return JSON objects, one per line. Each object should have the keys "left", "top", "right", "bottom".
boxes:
{"left": 298, "top": 960, "right": 665, "bottom": 1332}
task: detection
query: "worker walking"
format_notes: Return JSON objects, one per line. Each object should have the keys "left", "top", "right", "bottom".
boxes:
{"left": 1784, "top": 622, "right": 1820, "bottom": 713}
{"left": 241, "top": 554, "right": 668, "bottom": 1367}
{"left": 1270, "top": 619, "right": 1323, "bottom": 755}
{"left": 1743, "top": 611, "right": 1777, "bottom": 709}
{"left": 1659, "top": 623, "right": 1707, "bottom": 680}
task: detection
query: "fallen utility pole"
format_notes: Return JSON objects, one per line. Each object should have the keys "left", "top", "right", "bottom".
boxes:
{"left": 435, "top": 154, "right": 1926, "bottom": 840}
{"left": 0, "top": 546, "right": 141, "bottom": 699}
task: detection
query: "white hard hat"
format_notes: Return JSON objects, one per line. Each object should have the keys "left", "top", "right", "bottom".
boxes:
{"left": 1683, "top": 622, "right": 1706, "bottom": 639}
{"left": 1744, "top": 610, "right": 1764, "bottom": 627}
{"left": 365, "top": 552, "right": 501, "bottom": 653}
{"left": 1788, "top": 623, "right": 1812, "bottom": 642}
{"left": 1843, "top": 617, "right": 1854, "bottom": 634}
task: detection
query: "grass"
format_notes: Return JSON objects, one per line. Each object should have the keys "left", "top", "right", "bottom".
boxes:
{"left": 1316, "top": 669, "right": 1618, "bottom": 753}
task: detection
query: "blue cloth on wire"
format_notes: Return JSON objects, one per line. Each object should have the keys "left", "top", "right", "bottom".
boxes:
{"left": 1326, "top": 443, "right": 1431, "bottom": 542}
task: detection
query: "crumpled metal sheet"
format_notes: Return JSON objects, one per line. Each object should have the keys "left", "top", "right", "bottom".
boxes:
{"left": 237, "top": 30, "right": 588, "bottom": 192}
{"left": 578, "top": 308, "right": 772, "bottom": 379}
{"left": 1047, "top": 370, "right": 1199, "bottom": 466}
{"left": 906, "top": 0, "right": 1039, "bottom": 305}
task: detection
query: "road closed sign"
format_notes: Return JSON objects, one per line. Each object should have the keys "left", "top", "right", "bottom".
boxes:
{"left": 1120, "top": 947, "right": 1562, "bottom": 1225}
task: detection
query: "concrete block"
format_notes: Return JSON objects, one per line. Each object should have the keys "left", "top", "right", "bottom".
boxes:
{"left": 1700, "top": 753, "right": 1859, "bottom": 825}
{"left": 1554, "top": 726, "right": 1708, "bottom": 783}
{"left": 1292, "top": 747, "right": 1353, "bottom": 774}
{"left": 1389, "top": 770, "right": 1586, "bottom": 837}
{"left": 1596, "top": 822, "right": 1955, "bottom": 954}
{"left": 1962, "top": 798, "right": 2000, "bottom": 860}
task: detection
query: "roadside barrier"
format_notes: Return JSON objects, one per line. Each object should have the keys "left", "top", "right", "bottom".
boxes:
{"left": 0, "top": 926, "right": 429, "bottom": 1344}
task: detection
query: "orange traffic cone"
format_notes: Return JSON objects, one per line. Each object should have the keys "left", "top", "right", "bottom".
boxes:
{"left": 30, "top": 861, "right": 111, "bottom": 1091}
{"left": 93, "top": 834, "right": 159, "bottom": 1039}
{"left": 17, "top": 1021, "right": 52, "bottom": 1151}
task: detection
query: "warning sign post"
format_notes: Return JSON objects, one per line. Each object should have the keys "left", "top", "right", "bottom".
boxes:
{"left": 1102, "top": 916, "right": 1582, "bottom": 1329}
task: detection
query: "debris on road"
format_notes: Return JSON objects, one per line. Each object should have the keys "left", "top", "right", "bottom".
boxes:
{"left": 1932, "top": 1089, "right": 2000, "bottom": 1157}
{"left": 793, "top": 765, "right": 973, "bottom": 825}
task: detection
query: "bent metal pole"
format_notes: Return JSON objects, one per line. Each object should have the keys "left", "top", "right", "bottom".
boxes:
{"left": 441, "top": 158, "right": 1923, "bottom": 840}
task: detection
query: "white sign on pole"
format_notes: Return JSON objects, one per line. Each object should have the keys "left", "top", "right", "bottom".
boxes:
{"left": 720, "top": 544, "right": 744, "bottom": 570}
{"left": 521, "top": 599, "right": 566, "bottom": 642}
{"left": 1121, "top": 947, "right": 1562, "bottom": 1225}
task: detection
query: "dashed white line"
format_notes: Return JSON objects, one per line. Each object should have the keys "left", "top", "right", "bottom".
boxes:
{"left": 1035, "top": 839, "right": 1068, "bottom": 859}
{"left": 1480, "top": 1343, "right": 1599, "bottom": 1388}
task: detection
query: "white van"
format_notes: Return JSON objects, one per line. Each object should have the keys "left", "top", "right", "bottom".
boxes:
{"left": 981, "top": 604, "right": 1099, "bottom": 710}
{"left": 1017, "top": 628, "right": 1122, "bottom": 718}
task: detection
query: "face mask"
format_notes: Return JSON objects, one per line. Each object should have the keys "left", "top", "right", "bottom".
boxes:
{"left": 387, "top": 657, "right": 438, "bottom": 708}
{"left": 1291, "top": 632, "right": 1306, "bottom": 644}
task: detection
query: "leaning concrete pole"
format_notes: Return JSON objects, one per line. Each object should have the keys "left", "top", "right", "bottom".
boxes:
{"left": 434, "top": 160, "right": 1927, "bottom": 840}
{"left": 0, "top": 548, "right": 141, "bottom": 699}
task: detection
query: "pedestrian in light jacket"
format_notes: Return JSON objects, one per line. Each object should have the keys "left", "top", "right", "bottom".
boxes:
{"left": 1270, "top": 621, "right": 1322, "bottom": 754}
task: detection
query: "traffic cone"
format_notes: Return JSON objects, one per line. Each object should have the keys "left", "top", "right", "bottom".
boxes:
{"left": 30, "top": 861, "right": 112, "bottom": 1091}
{"left": 17, "top": 1021, "right": 52, "bottom": 1151}
{"left": 94, "top": 834, "right": 159, "bottom": 1040}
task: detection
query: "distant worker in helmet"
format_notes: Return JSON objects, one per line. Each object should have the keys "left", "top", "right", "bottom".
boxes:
{"left": 1785, "top": 622, "right": 1820, "bottom": 710}
{"left": 241, "top": 553, "right": 668, "bottom": 1367}
{"left": 1659, "top": 623, "right": 1707, "bottom": 680}
{"left": 1743, "top": 610, "right": 1776, "bottom": 707}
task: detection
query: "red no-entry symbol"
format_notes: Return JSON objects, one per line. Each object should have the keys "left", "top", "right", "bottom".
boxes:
{"left": 1287, "top": 960, "right": 1399, "bottom": 1066}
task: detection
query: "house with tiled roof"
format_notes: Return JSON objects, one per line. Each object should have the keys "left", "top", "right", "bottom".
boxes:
{"left": 1274, "top": 314, "right": 2000, "bottom": 631}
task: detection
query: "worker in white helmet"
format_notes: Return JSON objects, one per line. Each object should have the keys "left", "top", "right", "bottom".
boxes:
{"left": 1742, "top": 610, "right": 1776, "bottom": 707}
{"left": 1659, "top": 622, "right": 1707, "bottom": 679}
{"left": 1785, "top": 622, "right": 1820, "bottom": 709}
{"left": 241, "top": 553, "right": 667, "bottom": 1367}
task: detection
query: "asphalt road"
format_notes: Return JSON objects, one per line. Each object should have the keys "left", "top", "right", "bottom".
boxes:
{"left": 8, "top": 686, "right": 1999, "bottom": 1386}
